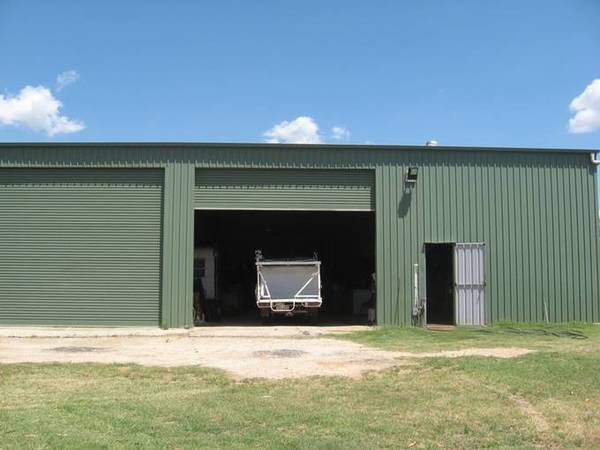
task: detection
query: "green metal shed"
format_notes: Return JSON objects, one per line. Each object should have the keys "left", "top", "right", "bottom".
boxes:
{"left": 0, "top": 143, "right": 598, "bottom": 328}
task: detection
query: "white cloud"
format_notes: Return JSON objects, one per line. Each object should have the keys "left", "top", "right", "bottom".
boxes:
{"left": 331, "top": 126, "right": 350, "bottom": 140}
{"left": 0, "top": 85, "right": 85, "bottom": 136}
{"left": 263, "top": 116, "right": 322, "bottom": 144}
{"left": 568, "top": 79, "right": 600, "bottom": 134}
{"left": 56, "top": 70, "right": 80, "bottom": 92}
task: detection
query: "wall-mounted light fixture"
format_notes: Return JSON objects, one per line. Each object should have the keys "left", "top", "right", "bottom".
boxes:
{"left": 405, "top": 167, "right": 419, "bottom": 185}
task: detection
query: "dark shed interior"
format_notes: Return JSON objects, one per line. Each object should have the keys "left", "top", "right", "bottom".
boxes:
{"left": 193, "top": 210, "right": 375, "bottom": 324}
{"left": 425, "top": 243, "right": 455, "bottom": 325}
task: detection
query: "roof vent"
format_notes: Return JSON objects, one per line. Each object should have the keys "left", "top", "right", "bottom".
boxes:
{"left": 425, "top": 140, "right": 438, "bottom": 147}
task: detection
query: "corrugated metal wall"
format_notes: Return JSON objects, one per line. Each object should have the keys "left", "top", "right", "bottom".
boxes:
{"left": 195, "top": 168, "right": 374, "bottom": 210}
{"left": 161, "top": 163, "right": 194, "bottom": 328}
{"left": 1, "top": 144, "right": 598, "bottom": 326}
{"left": 375, "top": 150, "right": 600, "bottom": 324}
{"left": 0, "top": 168, "right": 163, "bottom": 325}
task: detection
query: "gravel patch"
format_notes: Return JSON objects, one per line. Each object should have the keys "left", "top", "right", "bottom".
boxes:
{"left": 0, "top": 334, "right": 532, "bottom": 379}
{"left": 396, "top": 347, "right": 532, "bottom": 359}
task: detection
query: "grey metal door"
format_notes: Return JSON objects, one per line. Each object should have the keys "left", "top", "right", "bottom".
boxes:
{"left": 454, "top": 243, "right": 485, "bottom": 325}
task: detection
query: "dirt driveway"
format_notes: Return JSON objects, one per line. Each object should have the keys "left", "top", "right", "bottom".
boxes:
{"left": 0, "top": 326, "right": 531, "bottom": 379}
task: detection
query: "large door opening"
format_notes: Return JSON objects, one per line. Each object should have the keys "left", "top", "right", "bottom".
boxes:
{"left": 193, "top": 210, "right": 375, "bottom": 325}
{"left": 425, "top": 243, "right": 455, "bottom": 325}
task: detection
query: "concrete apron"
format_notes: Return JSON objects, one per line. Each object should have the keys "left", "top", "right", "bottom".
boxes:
{"left": 0, "top": 325, "right": 370, "bottom": 339}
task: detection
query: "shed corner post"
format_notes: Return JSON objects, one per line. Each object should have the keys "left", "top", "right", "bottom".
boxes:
{"left": 161, "top": 162, "right": 195, "bottom": 328}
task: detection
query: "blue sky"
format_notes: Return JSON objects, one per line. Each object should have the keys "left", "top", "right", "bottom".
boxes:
{"left": 0, "top": 0, "right": 599, "bottom": 150}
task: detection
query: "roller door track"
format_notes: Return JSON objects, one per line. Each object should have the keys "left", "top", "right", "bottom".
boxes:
{"left": 0, "top": 169, "right": 163, "bottom": 325}
{"left": 195, "top": 169, "right": 375, "bottom": 211}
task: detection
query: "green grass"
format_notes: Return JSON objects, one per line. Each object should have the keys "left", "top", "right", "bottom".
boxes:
{"left": 1, "top": 324, "right": 599, "bottom": 449}
{"left": 337, "top": 322, "right": 600, "bottom": 352}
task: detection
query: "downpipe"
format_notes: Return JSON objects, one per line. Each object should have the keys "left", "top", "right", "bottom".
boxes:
{"left": 591, "top": 152, "right": 600, "bottom": 165}
{"left": 411, "top": 263, "right": 425, "bottom": 326}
